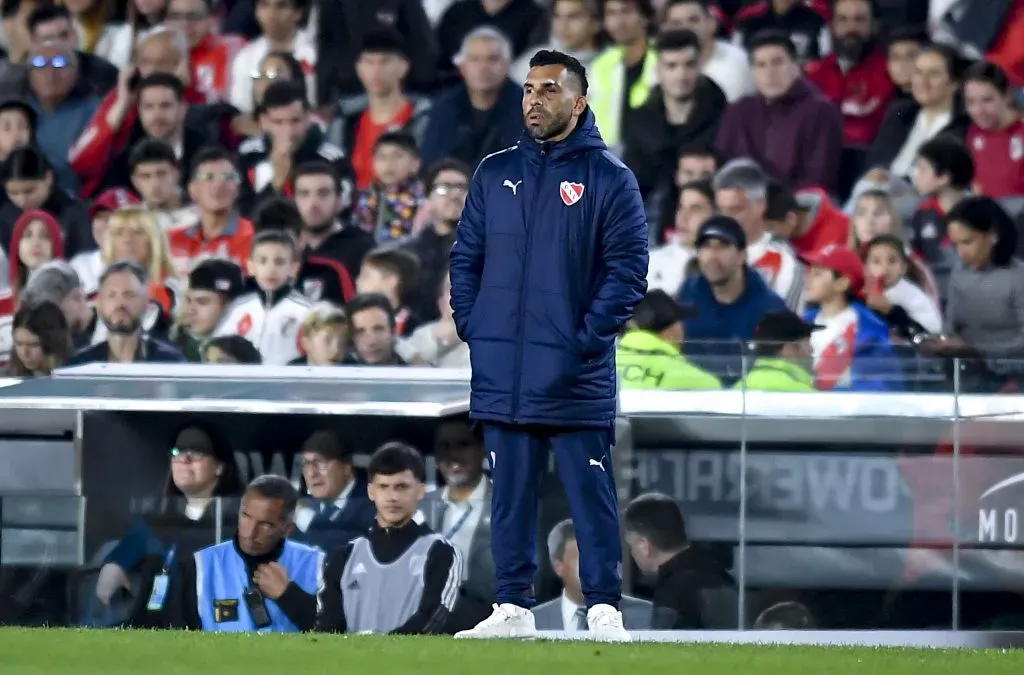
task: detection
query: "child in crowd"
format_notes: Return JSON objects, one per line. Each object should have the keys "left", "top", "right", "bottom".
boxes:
{"left": 647, "top": 179, "right": 714, "bottom": 297}
{"left": 214, "top": 229, "right": 312, "bottom": 365}
{"left": 292, "top": 301, "right": 346, "bottom": 365}
{"left": 10, "top": 209, "right": 63, "bottom": 301}
{"left": 862, "top": 234, "right": 943, "bottom": 341}
{"left": 171, "top": 258, "right": 245, "bottom": 361}
{"left": 0, "top": 99, "right": 34, "bottom": 163}
{"left": 802, "top": 244, "right": 904, "bottom": 392}
{"left": 355, "top": 246, "right": 420, "bottom": 336}
{"left": 202, "top": 335, "right": 263, "bottom": 364}
{"left": 71, "top": 188, "right": 141, "bottom": 295}
{"left": 352, "top": 131, "right": 424, "bottom": 243}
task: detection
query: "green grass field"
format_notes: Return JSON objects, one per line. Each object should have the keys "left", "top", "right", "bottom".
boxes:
{"left": 2, "top": 629, "right": 1023, "bottom": 675}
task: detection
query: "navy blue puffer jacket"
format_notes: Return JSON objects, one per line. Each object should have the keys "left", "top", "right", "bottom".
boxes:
{"left": 449, "top": 107, "right": 648, "bottom": 427}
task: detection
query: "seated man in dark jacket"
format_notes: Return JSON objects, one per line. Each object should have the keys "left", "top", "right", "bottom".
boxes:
{"left": 623, "top": 492, "right": 739, "bottom": 630}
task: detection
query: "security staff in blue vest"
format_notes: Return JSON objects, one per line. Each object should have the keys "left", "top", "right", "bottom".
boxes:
{"left": 158, "top": 475, "right": 324, "bottom": 632}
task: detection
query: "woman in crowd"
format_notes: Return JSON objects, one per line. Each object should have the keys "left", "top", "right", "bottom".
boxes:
{"left": 925, "top": 196, "right": 1024, "bottom": 391}
{"left": 6, "top": 301, "right": 72, "bottom": 376}
{"left": 963, "top": 60, "right": 1024, "bottom": 198}
{"left": 9, "top": 210, "right": 64, "bottom": 302}
{"left": 93, "top": 424, "right": 243, "bottom": 615}
{"left": 231, "top": 51, "right": 309, "bottom": 137}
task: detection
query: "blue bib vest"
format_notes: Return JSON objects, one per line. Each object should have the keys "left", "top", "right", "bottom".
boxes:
{"left": 194, "top": 539, "right": 323, "bottom": 633}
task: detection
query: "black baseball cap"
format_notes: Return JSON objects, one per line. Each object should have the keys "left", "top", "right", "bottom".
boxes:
{"left": 0, "top": 98, "right": 36, "bottom": 133}
{"left": 754, "top": 310, "right": 822, "bottom": 343}
{"left": 632, "top": 290, "right": 694, "bottom": 332}
{"left": 189, "top": 258, "right": 244, "bottom": 299}
{"left": 695, "top": 215, "right": 747, "bottom": 250}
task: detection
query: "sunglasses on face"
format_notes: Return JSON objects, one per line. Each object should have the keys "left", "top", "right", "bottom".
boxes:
{"left": 250, "top": 68, "right": 289, "bottom": 81}
{"left": 170, "top": 447, "right": 209, "bottom": 461}
{"left": 29, "top": 55, "right": 69, "bottom": 69}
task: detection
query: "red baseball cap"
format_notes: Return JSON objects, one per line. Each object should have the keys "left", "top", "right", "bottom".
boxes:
{"left": 88, "top": 188, "right": 141, "bottom": 218}
{"left": 801, "top": 244, "right": 865, "bottom": 295}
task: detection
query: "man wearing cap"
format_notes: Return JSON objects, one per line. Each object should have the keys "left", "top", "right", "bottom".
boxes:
{"left": 293, "top": 430, "right": 374, "bottom": 551}
{"left": 678, "top": 215, "right": 787, "bottom": 381}
{"left": 70, "top": 187, "right": 142, "bottom": 295}
{"left": 734, "top": 310, "right": 818, "bottom": 391}
{"left": 617, "top": 289, "right": 720, "bottom": 390}
{"left": 802, "top": 244, "right": 903, "bottom": 391}
{"left": 172, "top": 258, "right": 245, "bottom": 361}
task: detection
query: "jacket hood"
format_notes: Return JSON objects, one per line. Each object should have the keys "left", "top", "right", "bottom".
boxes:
{"left": 519, "top": 104, "right": 607, "bottom": 163}
{"left": 11, "top": 208, "right": 64, "bottom": 289}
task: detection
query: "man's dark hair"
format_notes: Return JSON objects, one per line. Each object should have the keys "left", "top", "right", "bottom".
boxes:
{"left": 1, "top": 145, "right": 51, "bottom": 182}
{"left": 27, "top": 4, "right": 72, "bottom": 35}
{"left": 129, "top": 138, "right": 179, "bottom": 175}
{"left": 917, "top": 135, "right": 974, "bottom": 191}
{"left": 679, "top": 178, "right": 714, "bottom": 205}
{"left": 345, "top": 292, "right": 396, "bottom": 331}
{"left": 664, "top": 0, "right": 712, "bottom": 15}
{"left": 359, "top": 29, "right": 408, "bottom": 59}
{"left": 886, "top": 26, "right": 929, "bottom": 49}
{"left": 368, "top": 441, "right": 426, "bottom": 482}
{"left": 610, "top": 0, "right": 656, "bottom": 20}
{"left": 424, "top": 157, "right": 472, "bottom": 194}
{"left": 246, "top": 474, "right": 299, "bottom": 520}
{"left": 252, "top": 195, "right": 304, "bottom": 236}
{"left": 656, "top": 29, "right": 701, "bottom": 54}
{"left": 100, "top": 259, "right": 148, "bottom": 287}
{"left": 294, "top": 160, "right": 341, "bottom": 193}
{"left": 528, "top": 49, "right": 589, "bottom": 96}
{"left": 747, "top": 29, "right": 797, "bottom": 61}
{"left": 203, "top": 335, "right": 263, "bottom": 364}
{"left": 553, "top": 0, "right": 602, "bottom": 18}
{"left": 623, "top": 492, "right": 688, "bottom": 551}
{"left": 753, "top": 601, "right": 816, "bottom": 629}
{"left": 920, "top": 42, "right": 966, "bottom": 82}
{"left": 251, "top": 227, "right": 300, "bottom": 258}
{"left": 677, "top": 141, "right": 720, "bottom": 164}
{"left": 362, "top": 247, "right": 419, "bottom": 298}
{"left": 262, "top": 80, "right": 309, "bottom": 112}
{"left": 137, "top": 73, "right": 186, "bottom": 101}
{"left": 1, "top": 0, "right": 25, "bottom": 20}
{"left": 373, "top": 130, "right": 419, "bottom": 157}
{"left": 189, "top": 146, "right": 236, "bottom": 180}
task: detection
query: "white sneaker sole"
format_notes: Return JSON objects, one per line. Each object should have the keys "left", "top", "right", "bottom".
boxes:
{"left": 454, "top": 631, "right": 538, "bottom": 640}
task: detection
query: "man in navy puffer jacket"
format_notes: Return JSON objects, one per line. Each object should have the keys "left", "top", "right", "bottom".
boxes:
{"left": 449, "top": 50, "right": 648, "bottom": 642}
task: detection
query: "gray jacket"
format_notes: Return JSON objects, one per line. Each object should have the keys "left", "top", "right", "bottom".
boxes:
{"left": 419, "top": 479, "right": 495, "bottom": 604}
{"left": 532, "top": 594, "right": 653, "bottom": 630}
{"left": 327, "top": 93, "right": 433, "bottom": 156}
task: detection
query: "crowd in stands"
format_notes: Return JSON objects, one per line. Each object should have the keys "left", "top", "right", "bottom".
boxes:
{"left": 0, "top": 0, "right": 1020, "bottom": 394}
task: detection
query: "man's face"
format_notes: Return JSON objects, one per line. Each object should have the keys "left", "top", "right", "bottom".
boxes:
{"left": 132, "top": 160, "right": 180, "bottom": 209}
{"left": 368, "top": 469, "right": 425, "bottom": 527}
{"left": 31, "top": 17, "right": 77, "bottom": 50}
{"left": 237, "top": 492, "right": 292, "bottom": 556}
{"left": 675, "top": 187, "right": 714, "bottom": 247}
{"left": 372, "top": 144, "right": 419, "bottom": 187}
{"left": 604, "top": 0, "right": 646, "bottom": 45}
{"left": 355, "top": 50, "right": 409, "bottom": 97}
{"left": 663, "top": 2, "right": 714, "bottom": 43}
{"left": 5, "top": 176, "right": 50, "bottom": 210}
{"left": 832, "top": 0, "right": 872, "bottom": 61}
{"left": 0, "top": 110, "right": 31, "bottom": 160}
{"left": 294, "top": 173, "right": 340, "bottom": 232}
{"left": 435, "top": 420, "right": 484, "bottom": 489}
{"left": 752, "top": 45, "right": 798, "bottom": 100}
{"left": 138, "top": 85, "right": 185, "bottom": 141}
{"left": 523, "top": 63, "right": 583, "bottom": 141}
{"left": 166, "top": 0, "right": 213, "bottom": 49}
{"left": 427, "top": 169, "right": 468, "bottom": 225}
{"left": 247, "top": 242, "right": 297, "bottom": 292}
{"left": 552, "top": 538, "right": 582, "bottom": 598}
{"left": 356, "top": 265, "right": 396, "bottom": 299}
{"left": 300, "top": 451, "right": 353, "bottom": 501}
{"left": 626, "top": 534, "right": 659, "bottom": 576}
{"left": 458, "top": 36, "right": 508, "bottom": 94}
{"left": 99, "top": 270, "right": 147, "bottom": 335}
{"left": 715, "top": 188, "right": 763, "bottom": 238}
{"left": 255, "top": 0, "right": 299, "bottom": 42}
{"left": 262, "top": 101, "right": 309, "bottom": 150}
{"left": 28, "top": 45, "right": 77, "bottom": 102}
{"left": 676, "top": 154, "right": 716, "bottom": 185}
{"left": 188, "top": 159, "right": 240, "bottom": 215}
{"left": 135, "top": 35, "right": 183, "bottom": 77}
{"left": 350, "top": 307, "right": 395, "bottom": 364}
{"left": 697, "top": 239, "right": 744, "bottom": 285}
{"left": 184, "top": 289, "right": 225, "bottom": 336}
{"left": 658, "top": 46, "right": 701, "bottom": 101}
{"left": 551, "top": 0, "right": 600, "bottom": 51}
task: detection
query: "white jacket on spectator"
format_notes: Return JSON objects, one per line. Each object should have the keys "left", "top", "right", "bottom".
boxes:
{"left": 396, "top": 321, "right": 469, "bottom": 368}
{"left": 646, "top": 243, "right": 693, "bottom": 297}
{"left": 703, "top": 40, "right": 755, "bottom": 102}
{"left": 885, "top": 277, "right": 943, "bottom": 335}
{"left": 70, "top": 249, "right": 103, "bottom": 296}
{"left": 748, "top": 232, "right": 804, "bottom": 311}
{"left": 76, "top": 20, "right": 134, "bottom": 69}
{"left": 229, "top": 31, "right": 317, "bottom": 114}
{"left": 214, "top": 287, "right": 312, "bottom": 365}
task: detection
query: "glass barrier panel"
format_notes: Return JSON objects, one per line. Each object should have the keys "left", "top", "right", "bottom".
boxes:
{"left": 735, "top": 344, "right": 955, "bottom": 629}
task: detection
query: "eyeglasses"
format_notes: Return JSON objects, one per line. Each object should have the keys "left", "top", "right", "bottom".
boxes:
{"left": 165, "top": 10, "right": 208, "bottom": 21}
{"left": 433, "top": 183, "right": 468, "bottom": 196}
{"left": 194, "top": 170, "right": 239, "bottom": 184}
{"left": 300, "top": 457, "right": 332, "bottom": 473}
{"left": 29, "top": 55, "right": 69, "bottom": 69}
{"left": 250, "top": 68, "right": 289, "bottom": 81}
{"left": 170, "top": 447, "right": 208, "bottom": 462}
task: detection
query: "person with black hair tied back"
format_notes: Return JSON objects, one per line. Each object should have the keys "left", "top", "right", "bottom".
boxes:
{"left": 921, "top": 196, "right": 1024, "bottom": 391}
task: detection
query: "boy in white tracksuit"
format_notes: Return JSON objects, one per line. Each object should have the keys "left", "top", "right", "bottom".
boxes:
{"left": 215, "top": 230, "right": 312, "bottom": 365}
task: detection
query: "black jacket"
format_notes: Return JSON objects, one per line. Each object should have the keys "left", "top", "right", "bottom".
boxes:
{"left": 402, "top": 223, "right": 456, "bottom": 322}
{"left": 623, "top": 77, "right": 727, "bottom": 200}
{"left": 733, "top": 1, "right": 828, "bottom": 62}
{"left": 651, "top": 547, "right": 738, "bottom": 630}
{"left": 316, "top": 0, "right": 438, "bottom": 101}
{"left": 160, "top": 537, "right": 316, "bottom": 631}
{"left": 419, "top": 80, "right": 523, "bottom": 169}
{"left": 297, "top": 224, "right": 375, "bottom": 305}
{"left": 65, "top": 335, "right": 186, "bottom": 366}
{"left": 237, "top": 124, "right": 356, "bottom": 216}
{"left": 316, "top": 519, "right": 458, "bottom": 634}
{"left": 0, "top": 186, "right": 92, "bottom": 258}
{"left": 866, "top": 98, "right": 971, "bottom": 172}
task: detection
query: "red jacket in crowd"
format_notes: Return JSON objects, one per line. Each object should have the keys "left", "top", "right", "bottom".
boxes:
{"left": 190, "top": 33, "right": 245, "bottom": 103}
{"left": 968, "top": 117, "right": 1024, "bottom": 198}
{"left": 789, "top": 187, "right": 850, "bottom": 257}
{"left": 805, "top": 47, "right": 895, "bottom": 147}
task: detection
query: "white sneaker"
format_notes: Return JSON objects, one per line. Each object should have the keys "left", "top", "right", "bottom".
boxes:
{"left": 454, "top": 603, "right": 538, "bottom": 639}
{"left": 587, "top": 604, "right": 632, "bottom": 643}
